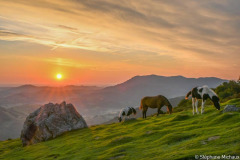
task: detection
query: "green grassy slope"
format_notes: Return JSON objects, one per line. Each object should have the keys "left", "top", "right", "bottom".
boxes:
{"left": 1, "top": 99, "right": 240, "bottom": 160}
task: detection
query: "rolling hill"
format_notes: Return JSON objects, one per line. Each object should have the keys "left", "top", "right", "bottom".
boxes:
{"left": 0, "top": 75, "right": 227, "bottom": 140}
{"left": 0, "top": 99, "right": 239, "bottom": 160}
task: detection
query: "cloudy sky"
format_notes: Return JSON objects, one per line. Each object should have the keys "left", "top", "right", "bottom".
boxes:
{"left": 0, "top": 0, "right": 239, "bottom": 86}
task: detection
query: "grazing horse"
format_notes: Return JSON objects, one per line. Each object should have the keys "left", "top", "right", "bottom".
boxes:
{"left": 185, "top": 85, "right": 220, "bottom": 115}
{"left": 139, "top": 95, "right": 172, "bottom": 119}
{"left": 118, "top": 107, "right": 137, "bottom": 122}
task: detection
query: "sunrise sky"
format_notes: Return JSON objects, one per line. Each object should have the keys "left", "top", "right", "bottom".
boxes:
{"left": 0, "top": 0, "right": 239, "bottom": 86}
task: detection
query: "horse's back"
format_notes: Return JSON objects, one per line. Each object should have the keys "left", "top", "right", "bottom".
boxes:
{"left": 141, "top": 95, "right": 168, "bottom": 108}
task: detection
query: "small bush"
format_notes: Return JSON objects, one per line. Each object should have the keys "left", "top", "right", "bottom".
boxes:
{"left": 215, "top": 81, "right": 240, "bottom": 102}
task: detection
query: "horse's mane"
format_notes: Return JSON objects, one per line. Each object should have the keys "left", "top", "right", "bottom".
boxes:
{"left": 202, "top": 85, "right": 209, "bottom": 88}
{"left": 163, "top": 96, "right": 172, "bottom": 106}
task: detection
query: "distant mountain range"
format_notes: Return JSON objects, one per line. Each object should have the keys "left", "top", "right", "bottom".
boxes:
{"left": 0, "top": 85, "right": 101, "bottom": 108}
{"left": 0, "top": 75, "right": 227, "bottom": 140}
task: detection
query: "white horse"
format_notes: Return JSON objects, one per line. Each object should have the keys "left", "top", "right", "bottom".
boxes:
{"left": 185, "top": 85, "right": 220, "bottom": 115}
{"left": 118, "top": 107, "right": 137, "bottom": 122}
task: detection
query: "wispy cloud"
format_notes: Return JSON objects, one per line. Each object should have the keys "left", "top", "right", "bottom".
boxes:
{"left": 43, "top": 57, "right": 93, "bottom": 69}
{"left": 0, "top": 0, "right": 239, "bottom": 80}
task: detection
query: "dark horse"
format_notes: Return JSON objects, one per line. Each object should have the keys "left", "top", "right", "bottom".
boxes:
{"left": 139, "top": 95, "right": 172, "bottom": 118}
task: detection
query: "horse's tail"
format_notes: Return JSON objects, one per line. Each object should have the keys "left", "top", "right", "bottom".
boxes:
{"left": 185, "top": 90, "right": 192, "bottom": 99}
{"left": 139, "top": 100, "right": 143, "bottom": 110}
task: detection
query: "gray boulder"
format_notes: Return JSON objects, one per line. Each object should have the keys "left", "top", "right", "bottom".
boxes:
{"left": 223, "top": 105, "right": 240, "bottom": 113}
{"left": 20, "top": 101, "right": 87, "bottom": 146}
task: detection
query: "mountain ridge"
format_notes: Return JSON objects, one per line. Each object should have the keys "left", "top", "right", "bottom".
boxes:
{"left": 0, "top": 75, "right": 228, "bottom": 140}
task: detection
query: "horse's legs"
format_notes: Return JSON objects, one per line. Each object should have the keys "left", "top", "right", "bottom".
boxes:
{"left": 192, "top": 98, "right": 195, "bottom": 115}
{"left": 143, "top": 107, "right": 148, "bottom": 119}
{"left": 143, "top": 111, "right": 146, "bottom": 119}
{"left": 195, "top": 98, "right": 199, "bottom": 114}
{"left": 157, "top": 108, "right": 161, "bottom": 116}
{"left": 201, "top": 100, "right": 206, "bottom": 114}
{"left": 142, "top": 110, "right": 147, "bottom": 119}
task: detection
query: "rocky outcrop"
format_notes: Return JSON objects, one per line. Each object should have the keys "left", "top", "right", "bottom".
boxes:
{"left": 223, "top": 105, "right": 240, "bottom": 113}
{"left": 20, "top": 101, "right": 87, "bottom": 146}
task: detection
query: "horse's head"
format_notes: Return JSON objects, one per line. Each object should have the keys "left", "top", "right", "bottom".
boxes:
{"left": 213, "top": 101, "right": 220, "bottom": 110}
{"left": 167, "top": 104, "right": 173, "bottom": 114}
{"left": 139, "top": 105, "right": 143, "bottom": 110}
{"left": 212, "top": 96, "right": 220, "bottom": 110}
{"left": 118, "top": 117, "right": 122, "bottom": 122}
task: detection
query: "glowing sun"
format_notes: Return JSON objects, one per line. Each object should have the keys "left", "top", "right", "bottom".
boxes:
{"left": 56, "top": 73, "right": 62, "bottom": 80}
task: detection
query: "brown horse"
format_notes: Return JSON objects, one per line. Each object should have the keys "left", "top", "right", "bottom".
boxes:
{"left": 139, "top": 95, "right": 172, "bottom": 118}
